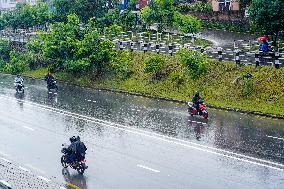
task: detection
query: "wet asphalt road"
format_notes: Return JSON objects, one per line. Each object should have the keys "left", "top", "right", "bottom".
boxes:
{"left": 200, "top": 29, "right": 257, "bottom": 48}
{"left": 1, "top": 74, "right": 284, "bottom": 189}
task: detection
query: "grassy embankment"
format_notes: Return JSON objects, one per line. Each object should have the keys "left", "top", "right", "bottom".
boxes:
{"left": 24, "top": 51, "right": 284, "bottom": 116}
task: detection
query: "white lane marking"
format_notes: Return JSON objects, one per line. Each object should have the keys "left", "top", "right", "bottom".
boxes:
{"left": 60, "top": 187, "right": 67, "bottom": 189}
{"left": 267, "top": 135, "right": 284, "bottom": 141}
{"left": 18, "top": 166, "right": 30, "bottom": 172}
{"left": 1, "top": 95, "right": 284, "bottom": 170}
{"left": 0, "top": 151, "right": 10, "bottom": 157}
{"left": 25, "top": 164, "right": 45, "bottom": 174}
{"left": 0, "top": 180, "right": 11, "bottom": 187}
{"left": 22, "top": 126, "right": 35, "bottom": 131}
{"left": 0, "top": 158, "right": 11, "bottom": 163}
{"left": 137, "top": 164, "right": 160, "bottom": 173}
{"left": 37, "top": 176, "right": 50, "bottom": 182}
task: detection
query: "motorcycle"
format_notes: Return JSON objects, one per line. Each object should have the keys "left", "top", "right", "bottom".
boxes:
{"left": 15, "top": 81, "right": 24, "bottom": 93}
{"left": 47, "top": 79, "right": 58, "bottom": 92}
{"left": 61, "top": 144, "right": 87, "bottom": 175}
{"left": 188, "top": 100, "right": 208, "bottom": 119}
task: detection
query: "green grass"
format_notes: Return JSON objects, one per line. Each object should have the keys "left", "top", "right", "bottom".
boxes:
{"left": 24, "top": 52, "right": 284, "bottom": 116}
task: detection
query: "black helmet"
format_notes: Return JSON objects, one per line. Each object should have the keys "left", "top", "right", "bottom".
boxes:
{"left": 76, "top": 136, "right": 81, "bottom": 141}
{"left": 69, "top": 136, "right": 77, "bottom": 143}
{"left": 194, "top": 91, "right": 199, "bottom": 97}
{"left": 17, "top": 74, "right": 21, "bottom": 77}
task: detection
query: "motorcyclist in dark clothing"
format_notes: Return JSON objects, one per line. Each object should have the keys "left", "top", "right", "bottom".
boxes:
{"left": 67, "top": 136, "right": 78, "bottom": 165}
{"left": 44, "top": 72, "right": 55, "bottom": 86}
{"left": 192, "top": 91, "right": 203, "bottom": 113}
{"left": 75, "top": 136, "right": 87, "bottom": 162}
{"left": 67, "top": 136, "right": 88, "bottom": 168}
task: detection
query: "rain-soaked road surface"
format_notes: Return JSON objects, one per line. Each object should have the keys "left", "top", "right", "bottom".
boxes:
{"left": 0, "top": 74, "right": 284, "bottom": 189}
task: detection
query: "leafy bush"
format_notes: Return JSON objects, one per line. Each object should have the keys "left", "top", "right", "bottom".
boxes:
{"left": 177, "top": 48, "right": 207, "bottom": 79}
{"left": 63, "top": 58, "right": 90, "bottom": 74}
{"left": 169, "top": 69, "right": 185, "bottom": 85}
{"left": 1, "top": 2, "right": 50, "bottom": 29}
{"left": 105, "top": 24, "right": 123, "bottom": 39}
{"left": 110, "top": 50, "right": 133, "bottom": 79}
{"left": 174, "top": 12, "right": 201, "bottom": 34}
{"left": 3, "top": 51, "right": 29, "bottom": 74}
{"left": 144, "top": 54, "right": 166, "bottom": 78}
{"left": 0, "top": 38, "right": 11, "bottom": 61}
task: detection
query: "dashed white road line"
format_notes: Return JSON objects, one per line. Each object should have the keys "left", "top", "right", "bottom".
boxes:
{"left": 0, "top": 151, "right": 10, "bottom": 157}
{"left": 25, "top": 164, "right": 45, "bottom": 174}
{"left": 267, "top": 135, "right": 284, "bottom": 141}
{"left": 0, "top": 157, "right": 11, "bottom": 163}
{"left": 137, "top": 164, "right": 160, "bottom": 173}
{"left": 37, "top": 176, "right": 50, "bottom": 182}
{"left": 22, "top": 125, "right": 35, "bottom": 131}
{"left": 18, "top": 166, "right": 30, "bottom": 172}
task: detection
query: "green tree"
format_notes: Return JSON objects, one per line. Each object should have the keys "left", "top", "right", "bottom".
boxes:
{"left": 2, "top": 2, "right": 50, "bottom": 29}
{"left": 28, "top": 14, "right": 115, "bottom": 75}
{"left": 28, "top": 14, "right": 82, "bottom": 69}
{"left": 141, "top": 0, "right": 176, "bottom": 32}
{"left": 249, "top": 0, "right": 284, "bottom": 46}
{"left": 177, "top": 48, "right": 208, "bottom": 80}
{"left": 174, "top": 12, "right": 201, "bottom": 34}
{"left": 51, "top": 0, "right": 120, "bottom": 23}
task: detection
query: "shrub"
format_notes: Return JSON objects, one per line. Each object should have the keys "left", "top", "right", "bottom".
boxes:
{"left": 177, "top": 48, "right": 208, "bottom": 79}
{"left": 110, "top": 50, "right": 133, "bottom": 79}
{"left": 169, "top": 69, "right": 185, "bottom": 85}
{"left": 64, "top": 58, "right": 90, "bottom": 74}
{"left": 0, "top": 38, "right": 11, "bottom": 61}
{"left": 144, "top": 54, "right": 166, "bottom": 79}
{"left": 3, "top": 51, "right": 29, "bottom": 74}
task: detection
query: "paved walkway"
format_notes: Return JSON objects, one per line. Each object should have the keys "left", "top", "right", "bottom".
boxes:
{"left": 0, "top": 155, "right": 65, "bottom": 189}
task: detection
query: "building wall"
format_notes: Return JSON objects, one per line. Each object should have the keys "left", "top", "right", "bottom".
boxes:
{"left": 139, "top": 0, "right": 148, "bottom": 9}
{"left": 212, "top": 0, "right": 240, "bottom": 11}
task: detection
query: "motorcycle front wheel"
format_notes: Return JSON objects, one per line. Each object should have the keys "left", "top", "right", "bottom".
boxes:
{"left": 61, "top": 155, "right": 68, "bottom": 168}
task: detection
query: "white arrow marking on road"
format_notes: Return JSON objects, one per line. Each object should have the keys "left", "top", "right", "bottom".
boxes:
{"left": 137, "top": 164, "right": 160, "bottom": 173}
{"left": 267, "top": 135, "right": 284, "bottom": 141}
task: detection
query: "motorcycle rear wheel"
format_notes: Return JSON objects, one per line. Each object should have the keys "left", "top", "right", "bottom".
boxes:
{"left": 77, "top": 164, "right": 85, "bottom": 175}
{"left": 202, "top": 111, "right": 209, "bottom": 119}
